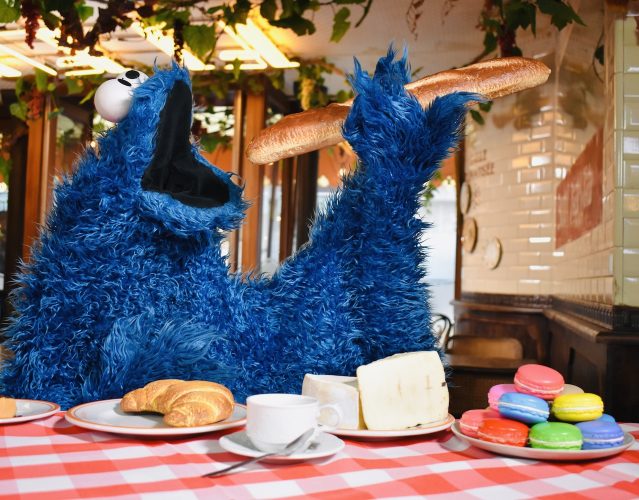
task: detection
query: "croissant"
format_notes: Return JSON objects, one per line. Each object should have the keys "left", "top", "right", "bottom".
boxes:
{"left": 0, "top": 396, "right": 17, "bottom": 418}
{"left": 120, "top": 379, "right": 235, "bottom": 427}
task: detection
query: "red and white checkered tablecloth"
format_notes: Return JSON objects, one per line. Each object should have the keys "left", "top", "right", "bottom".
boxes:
{"left": 1, "top": 414, "right": 638, "bottom": 499}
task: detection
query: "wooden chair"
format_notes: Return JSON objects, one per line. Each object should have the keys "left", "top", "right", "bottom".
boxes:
{"left": 440, "top": 319, "right": 534, "bottom": 417}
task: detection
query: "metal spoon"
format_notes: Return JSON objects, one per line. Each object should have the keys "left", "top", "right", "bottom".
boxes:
{"left": 203, "top": 428, "right": 315, "bottom": 478}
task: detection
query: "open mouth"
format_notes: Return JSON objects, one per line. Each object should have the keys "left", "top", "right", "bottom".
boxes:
{"left": 141, "top": 80, "right": 230, "bottom": 208}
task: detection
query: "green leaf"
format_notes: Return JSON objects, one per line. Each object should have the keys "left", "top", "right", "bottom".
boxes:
{"left": 47, "top": 82, "right": 56, "bottom": 92}
{"left": 65, "top": 77, "right": 84, "bottom": 95}
{"left": 75, "top": 3, "right": 94, "bottom": 22}
{"left": 231, "top": 58, "right": 242, "bottom": 80}
{"left": 9, "top": 101, "right": 27, "bottom": 121}
{"left": 183, "top": 24, "right": 217, "bottom": 60}
{"left": 537, "top": 0, "right": 585, "bottom": 31}
{"left": 271, "top": 15, "right": 316, "bottom": 36}
{"left": 0, "top": 0, "right": 19, "bottom": 23}
{"left": 35, "top": 69, "right": 49, "bottom": 92}
{"left": 0, "top": 156, "right": 11, "bottom": 183}
{"left": 79, "top": 88, "right": 96, "bottom": 104}
{"left": 483, "top": 32, "right": 498, "bottom": 54}
{"left": 41, "top": 11, "right": 61, "bottom": 30}
{"left": 200, "top": 133, "right": 229, "bottom": 152}
{"left": 331, "top": 7, "right": 350, "bottom": 43}
{"left": 478, "top": 100, "right": 493, "bottom": 112}
{"left": 504, "top": 0, "right": 536, "bottom": 33}
{"left": 594, "top": 44, "right": 604, "bottom": 65}
{"left": 48, "top": 108, "right": 62, "bottom": 120}
{"left": 260, "top": 0, "right": 277, "bottom": 20}
{"left": 469, "top": 109, "right": 484, "bottom": 125}
{"left": 14, "top": 77, "right": 24, "bottom": 97}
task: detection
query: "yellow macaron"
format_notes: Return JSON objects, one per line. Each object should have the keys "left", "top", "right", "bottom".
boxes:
{"left": 551, "top": 393, "right": 604, "bottom": 422}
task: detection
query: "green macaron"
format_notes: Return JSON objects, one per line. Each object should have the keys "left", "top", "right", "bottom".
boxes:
{"left": 529, "top": 422, "right": 583, "bottom": 450}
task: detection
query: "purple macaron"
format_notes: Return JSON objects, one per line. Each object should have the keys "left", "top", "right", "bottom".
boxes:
{"left": 576, "top": 420, "right": 625, "bottom": 449}
{"left": 498, "top": 392, "right": 549, "bottom": 424}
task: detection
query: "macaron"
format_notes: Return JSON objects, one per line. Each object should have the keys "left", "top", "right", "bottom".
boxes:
{"left": 498, "top": 392, "right": 549, "bottom": 424}
{"left": 477, "top": 418, "right": 529, "bottom": 447}
{"left": 514, "top": 364, "right": 564, "bottom": 400}
{"left": 558, "top": 384, "right": 584, "bottom": 397}
{"left": 551, "top": 393, "right": 604, "bottom": 422}
{"left": 576, "top": 420, "right": 625, "bottom": 449}
{"left": 529, "top": 422, "right": 583, "bottom": 450}
{"left": 595, "top": 413, "right": 616, "bottom": 423}
{"left": 487, "top": 384, "right": 517, "bottom": 410}
{"left": 460, "top": 409, "right": 501, "bottom": 438}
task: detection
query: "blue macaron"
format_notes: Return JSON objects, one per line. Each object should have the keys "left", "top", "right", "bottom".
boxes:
{"left": 498, "top": 392, "right": 549, "bottom": 424}
{"left": 594, "top": 413, "right": 616, "bottom": 423}
{"left": 576, "top": 420, "right": 625, "bottom": 449}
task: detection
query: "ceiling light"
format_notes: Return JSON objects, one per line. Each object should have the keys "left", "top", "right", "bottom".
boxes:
{"left": 223, "top": 61, "right": 267, "bottom": 71}
{"left": 0, "top": 43, "right": 57, "bottom": 76}
{"left": 36, "top": 29, "right": 125, "bottom": 75}
{"left": 65, "top": 68, "right": 104, "bottom": 77}
{"left": 0, "top": 62, "right": 21, "bottom": 78}
{"left": 218, "top": 49, "right": 260, "bottom": 62}
{"left": 232, "top": 19, "right": 299, "bottom": 69}
{"left": 131, "top": 22, "right": 215, "bottom": 72}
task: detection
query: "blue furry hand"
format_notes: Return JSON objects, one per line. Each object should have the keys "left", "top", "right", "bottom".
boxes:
{"left": 344, "top": 48, "right": 478, "bottom": 186}
{"left": 1, "top": 47, "right": 468, "bottom": 409}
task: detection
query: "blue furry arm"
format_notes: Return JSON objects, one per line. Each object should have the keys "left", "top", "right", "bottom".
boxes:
{"left": 263, "top": 50, "right": 477, "bottom": 371}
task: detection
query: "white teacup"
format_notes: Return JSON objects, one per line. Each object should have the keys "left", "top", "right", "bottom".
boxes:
{"left": 246, "top": 394, "right": 342, "bottom": 453}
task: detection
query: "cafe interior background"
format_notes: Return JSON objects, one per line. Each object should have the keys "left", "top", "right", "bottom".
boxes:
{"left": 0, "top": 0, "right": 637, "bottom": 421}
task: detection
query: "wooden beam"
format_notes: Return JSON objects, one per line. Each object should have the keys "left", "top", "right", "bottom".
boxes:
{"left": 229, "top": 90, "right": 245, "bottom": 273}
{"left": 22, "top": 97, "right": 55, "bottom": 262}
{"left": 240, "top": 91, "right": 266, "bottom": 273}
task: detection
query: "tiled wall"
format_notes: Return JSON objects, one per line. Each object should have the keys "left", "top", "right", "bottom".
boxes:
{"left": 612, "top": 16, "right": 639, "bottom": 307}
{"left": 461, "top": 7, "right": 631, "bottom": 305}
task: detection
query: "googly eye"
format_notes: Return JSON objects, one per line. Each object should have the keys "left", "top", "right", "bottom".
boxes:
{"left": 94, "top": 70, "right": 149, "bottom": 123}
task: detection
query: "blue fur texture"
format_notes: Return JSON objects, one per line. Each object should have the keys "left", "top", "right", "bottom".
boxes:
{"left": 0, "top": 48, "right": 477, "bottom": 409}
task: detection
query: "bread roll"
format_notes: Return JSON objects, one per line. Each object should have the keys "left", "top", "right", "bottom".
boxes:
{"left": 246, "top": 57, "right": 550, "bottom": 165}
{"left": 0, "top": 396, "right": 17, "bottom": 418}
{"left": 120, "top": 379, "right": 234, "bottom": 427}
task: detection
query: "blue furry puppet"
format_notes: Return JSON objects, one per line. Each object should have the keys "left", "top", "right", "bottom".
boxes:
{"left": 0, "top": 50, "right": 475, "bottom": 409}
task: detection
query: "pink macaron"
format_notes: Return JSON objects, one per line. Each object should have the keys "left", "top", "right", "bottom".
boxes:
{"left": 488, "top": 384, "right": 518, "bottom": 410}
{"left": 514, "top": 364, "right": 564, "bottom": 400}
{"left": 460, "top": 408, "right": 501, "bottom": 438}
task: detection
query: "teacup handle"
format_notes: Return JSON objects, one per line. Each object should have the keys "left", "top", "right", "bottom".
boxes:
{"left": 317, "top": 403, "right": 343, "bottom": 431}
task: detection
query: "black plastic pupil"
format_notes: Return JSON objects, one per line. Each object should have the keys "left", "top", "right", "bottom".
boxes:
{"left": 125, "top": 70, "right": 139, "bottom": 79}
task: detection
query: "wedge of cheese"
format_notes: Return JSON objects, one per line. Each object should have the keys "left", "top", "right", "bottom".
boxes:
{"left": 356, "top": 351, "right": 449, "bottom": 430}
{"left": 301, "top": 374, "right": 365, "bottom": 429}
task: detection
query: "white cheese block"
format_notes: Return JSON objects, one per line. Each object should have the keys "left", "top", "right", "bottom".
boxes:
{"left": 301, "top": 374, "right": 365, "bottom": 429}
{"left": 356, "top": 351, "right": 449, "bottom": 430}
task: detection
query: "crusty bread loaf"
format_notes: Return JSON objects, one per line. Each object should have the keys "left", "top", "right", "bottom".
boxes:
{"left": 120, "top": 379, "right": 234, "bottom": 427}
{"left": 0, "top": 396, "right": 17, "bottom": 418}
{"left": 246, "top": 57, "right": 550, "bottom": 165}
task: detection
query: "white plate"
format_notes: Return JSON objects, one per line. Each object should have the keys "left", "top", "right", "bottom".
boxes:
{"left": 329, "top": 414, "right": 455, "bottom": 441}
{"left": 0, "top": 399, "right": 60, "bottom": 424}
{"left": 65, "top": 399, "right": 246, "bottom": 436}
{"left": 219, "top": 430, "right": 345, "bottom": 463}
{"left": 451, "top": 421, "right": 636, "bottom": 461}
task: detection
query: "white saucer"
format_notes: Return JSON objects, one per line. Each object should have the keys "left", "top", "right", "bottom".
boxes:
{"left": 65, "top": 399, "right": 246, "bottom": 436}
{"left": 0, "top": 399, "right": 60, "bottom": 424}
{"left": 330, "top": 414, "right": 455, "bottom": 441}
{"left": 451, "top": 421, "right": 636, "bottom": 461}
{"left": 219, "top": 430, "right": 345, "bottom": 463}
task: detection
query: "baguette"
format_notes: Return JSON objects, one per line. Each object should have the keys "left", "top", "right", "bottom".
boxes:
{"left": 246, "top": 57, "right": 550, "bottom": 165}
{"left": 120, "top": 379, "right": 234, "bottom": 427}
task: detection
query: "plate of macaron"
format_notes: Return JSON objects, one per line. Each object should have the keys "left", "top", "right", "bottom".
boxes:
{"left": 451, "top": 364, "right": 635, "bottom": 461}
